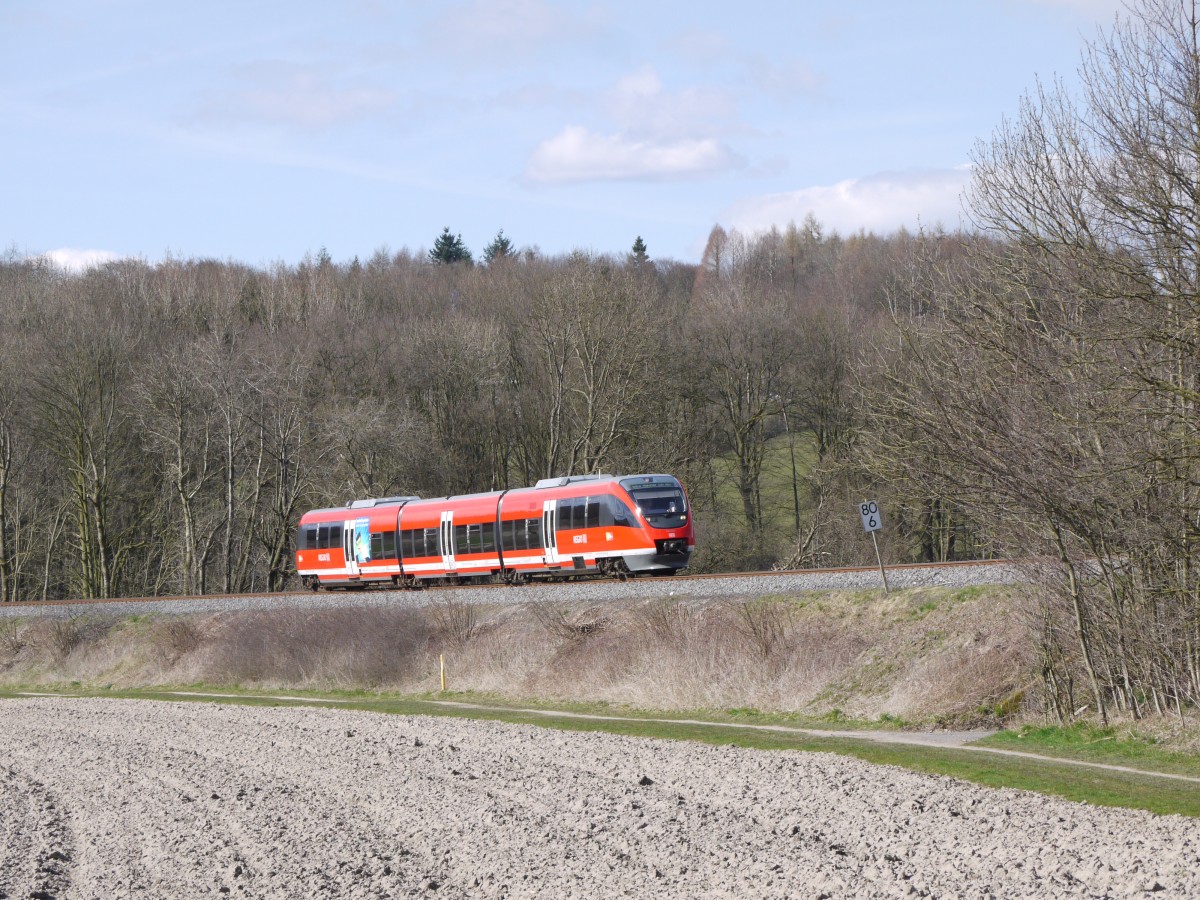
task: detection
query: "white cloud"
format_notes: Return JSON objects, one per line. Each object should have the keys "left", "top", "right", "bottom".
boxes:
{"left": 526, "top": 125, "right": 739, "bottom": 183}
{"left": 603, "top": 66, "right": 737, "bottom": 141}
{"left": 35, "top": 248, "right": 121, "bottom": 272}
{"left": 527, "top": 66, "right": 742, "bottom": 183}
{"left": 721, "top": 167, "right": 973, "bottom": 237}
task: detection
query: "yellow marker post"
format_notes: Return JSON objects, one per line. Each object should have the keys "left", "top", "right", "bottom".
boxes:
{"left": 440, "top": 654, "right": 446, "bottom": 691}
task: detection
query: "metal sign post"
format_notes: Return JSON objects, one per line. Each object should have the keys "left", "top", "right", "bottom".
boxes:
{"left": 859, "top": 500, "right": 889, "bottom": 594}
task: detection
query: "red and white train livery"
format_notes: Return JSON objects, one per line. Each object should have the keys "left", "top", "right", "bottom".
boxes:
{"left": 294, "top": 473, "right": 693, "bottom": 589}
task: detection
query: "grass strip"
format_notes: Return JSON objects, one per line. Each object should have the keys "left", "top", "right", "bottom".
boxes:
{"left": 3, "top": 685, "right": 1199, "bottom": 817}
{"left": 978, "top": 723, "right": 1200, "bottom": 778}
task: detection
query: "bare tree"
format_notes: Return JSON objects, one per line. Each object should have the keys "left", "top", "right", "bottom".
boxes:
{"left": 689, "top": 235, "right": 796, "bottom": 534}
{"left": 862, "top": 0, "right": 1200, "bottom": 719}
{"left": 30, "top": 319, "right": 146, "bottom": 599}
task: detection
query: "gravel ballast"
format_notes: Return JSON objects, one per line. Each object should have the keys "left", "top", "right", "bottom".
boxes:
{"left": 0, "top": 562, "right": 1025, "bottom": 620}
{"left": 0, "top": 697, "right": 1196, "bottom": 898}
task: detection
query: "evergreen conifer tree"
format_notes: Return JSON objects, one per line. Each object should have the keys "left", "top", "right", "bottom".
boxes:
{"left": 483, "top": 228, "right": 514, "bottom": 264}
{"left": 629, "top": 235, "right": 649, "bottom": 266}
{"left": 429, "top": 227, "right": 473, "bottom": 264}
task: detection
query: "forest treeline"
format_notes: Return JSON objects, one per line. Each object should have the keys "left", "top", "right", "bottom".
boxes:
{"left": 0, "top": 219, "right": 950, "bottom": 605}
{"left": 3, "top": 0, "right": 1199, "bottom": 722}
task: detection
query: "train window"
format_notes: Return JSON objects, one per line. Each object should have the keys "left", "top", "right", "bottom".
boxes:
{"left": 317, "top": 524, "right": 329, "bottom": 549}
{"left": 505, "top": 519, "right": 522, "bottom": 550}
{"left": 423, "top": 527, "right": 439, "bottom": 556}
{"left": 407, "top": 528, "right": 426, "bottom": 557}
{"left": 370, "top": 532, "right": 383, "bottom": 560}
{"left": 603, "top": 496, "right": 634, "bottom": 527}
{"left": 382, "top": 530, "right": 397, "bottom": 559}
{"left": 558, "top": 498, "right": 576, "bottom": 530}
{"left": 504, "top": 519, "right": 540, "bottom": 551}
{"left": 329, "top": 524, "right": 343, "bottom": 549}
{"left": 586, "top": 497, "right": 600, "bottom": 529}
{"left": 452, "top": 523, "right": 487, "bottom": 555}
{"left": 626, "top": 485, "right": 687, "bottom": 528}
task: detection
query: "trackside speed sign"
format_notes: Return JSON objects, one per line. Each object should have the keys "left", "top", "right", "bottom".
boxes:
{"left": 860, "top": 500, "right": 883, "bottom": 533}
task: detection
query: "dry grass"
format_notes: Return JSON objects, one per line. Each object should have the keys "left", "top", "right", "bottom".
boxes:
{"left": 34, "top": 617, "right": 88, "bottom": 661}
{"left": 0, "top": 586, "right": 1035, "bottom": 725}
{"left": 0, "top": 618, "right": 24, "bottom": 658}
{"left": 201, "top": 607, "right": 436, "bottom": 689}
{"left": 149, "top": 617, "right": 207, "bottom": 668}
{"left": 431, "top": 597, "right": 481, "bottom": 650}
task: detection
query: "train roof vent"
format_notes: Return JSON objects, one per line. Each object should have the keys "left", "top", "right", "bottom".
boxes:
{"left": 348, "top": 495, "right": 420, "bottom": 508}
{"left": 534, "top": 474, "right": 614, "bottom": 489}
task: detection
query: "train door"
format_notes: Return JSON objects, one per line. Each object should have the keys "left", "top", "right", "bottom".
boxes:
{"left": 541, "top": 499, "right": 561, "bottom": 567}
{"left": 440, "top": 510, "right": 456, "bottom": 574}
{"left": 343, "top": 519, "right": 364, "bottom": 578}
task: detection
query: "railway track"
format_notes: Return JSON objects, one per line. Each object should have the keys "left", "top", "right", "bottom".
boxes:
{"left": 0, "top": 559, "right": 1026, "bottom": 619}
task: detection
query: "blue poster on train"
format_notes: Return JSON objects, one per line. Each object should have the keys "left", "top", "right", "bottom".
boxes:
{"left": 354, "top": 518, "right": 371, "bottom": 563}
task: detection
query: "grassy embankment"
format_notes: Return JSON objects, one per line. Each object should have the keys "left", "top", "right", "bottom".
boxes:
{"left": 0, "top": 585, "right": 1030, "bottom": 724}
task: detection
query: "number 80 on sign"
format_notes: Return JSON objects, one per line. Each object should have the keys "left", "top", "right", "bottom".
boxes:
{"left": 860, "top": 500, "right": 883, "bottom": 533}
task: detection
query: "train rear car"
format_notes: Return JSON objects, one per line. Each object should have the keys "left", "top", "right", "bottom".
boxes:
{"left": 295, "top": 496, "right": 417, "bottom": 590}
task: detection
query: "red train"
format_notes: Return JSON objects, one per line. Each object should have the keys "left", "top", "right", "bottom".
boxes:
{"left": 294, "top": 473, "right": 693, "bottom": 589}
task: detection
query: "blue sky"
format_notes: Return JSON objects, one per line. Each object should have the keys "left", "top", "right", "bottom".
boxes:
{"left": 2, "top": 0, "right": 1122, "bottom": 269}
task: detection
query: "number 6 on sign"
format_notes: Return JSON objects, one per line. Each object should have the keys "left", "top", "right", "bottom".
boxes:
{"left": 860, "top": 500, "right": 883, "bottom": 533}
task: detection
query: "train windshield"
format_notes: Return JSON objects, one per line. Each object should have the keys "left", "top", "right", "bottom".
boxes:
{"left": 623, "top": 479, "right": 688, "bottom": 528}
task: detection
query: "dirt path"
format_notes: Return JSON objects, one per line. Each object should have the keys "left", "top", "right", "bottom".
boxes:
{"left": 1, "top": 697, "right": 1197, "bottom": 898}
{"left": 420, "top": 699, "right": 1200, "bottom": 787}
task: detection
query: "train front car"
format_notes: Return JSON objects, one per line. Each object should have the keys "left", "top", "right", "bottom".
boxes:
{"left": 617, "top": 474, "right": 694, "bottom": 574}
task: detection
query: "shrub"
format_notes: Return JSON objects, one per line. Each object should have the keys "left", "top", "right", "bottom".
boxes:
{"left": 0, "top": 618, "right": 23, "bottom": 658}
{"left": 432, "top": 597, "right": 480, "bottom": 650}
{"left": 150, "top": 617, "right": 206, "bottom": 667}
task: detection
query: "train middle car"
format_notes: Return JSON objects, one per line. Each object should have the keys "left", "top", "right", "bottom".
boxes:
{"left": 294, "top": 473, "right": 693, "bottom": 590}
